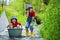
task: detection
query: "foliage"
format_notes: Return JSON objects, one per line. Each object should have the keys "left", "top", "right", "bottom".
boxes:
{"left": 0, "top": 7, "right": 3, "bottom": 16}
{"left": 40, "top": 0, "right": 60, "bottom": 40}
{"left": 9, "top": 0, "right": 25, "bottom": 15}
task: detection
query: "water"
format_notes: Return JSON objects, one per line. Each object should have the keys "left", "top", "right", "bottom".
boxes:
{"left": 0, "top": 11, "right": 8, "bottom": 32}
{"left": 0, "top": 26, "right": 43, "bottom": 40}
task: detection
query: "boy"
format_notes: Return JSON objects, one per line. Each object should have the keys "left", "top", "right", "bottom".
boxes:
{"left": 8, "top": 16, "right": 22, "bottom": 29}
{"left": 26, "top": 4, "right": 35, "bottom": 37}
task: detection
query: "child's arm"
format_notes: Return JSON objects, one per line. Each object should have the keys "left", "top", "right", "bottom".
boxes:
{"left": 7, "top": 22, "right": 13, "bottom": 28}
{"left": 26, "top": 11, "right": 29, "bottom": 17}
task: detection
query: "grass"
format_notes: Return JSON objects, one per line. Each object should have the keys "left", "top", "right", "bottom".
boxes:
{"left": 0, "top": 7, "right": 3, "bottom": 16}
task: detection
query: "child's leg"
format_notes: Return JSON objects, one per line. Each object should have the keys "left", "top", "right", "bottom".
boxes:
{"left": 30, "top": 26, "right": 34, "bottom": 37}
{"left": 25, "top": 28, "right": 29, "bottom": 37}
{"left": 25, "top": 22, "right": 30, "bottom": 36}
{"left": 30, "top": 22, "right": 34, "bottom": 37}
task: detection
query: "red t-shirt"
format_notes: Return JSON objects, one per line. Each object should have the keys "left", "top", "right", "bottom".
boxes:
{"left": 10, "top": 22, "right": 21, "bottom": 27}
{"left": 29, "top": 10, "right": 35, "bottom": 17}
{"left": 26, "top": 10, "right": 35, "bottom": 17}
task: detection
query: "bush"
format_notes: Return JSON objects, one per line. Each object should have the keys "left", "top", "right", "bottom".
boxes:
{"left": 40, "top": 0, "right": 60, "bottom": 40}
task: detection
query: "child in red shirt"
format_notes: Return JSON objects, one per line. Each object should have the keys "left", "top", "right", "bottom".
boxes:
{"left": 8, "top": 16, "right": 22, "bottom": 29}
{"left": 26, "top": 7, "right": 35, "bottom": 37}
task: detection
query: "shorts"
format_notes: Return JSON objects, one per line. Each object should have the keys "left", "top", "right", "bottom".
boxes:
{"left": 25, "top": 21, "right": 34, "bottom": 31}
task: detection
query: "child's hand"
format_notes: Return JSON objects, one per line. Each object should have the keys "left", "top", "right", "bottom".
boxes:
{"left": 32, "top": 17, "right": 35, "bottom": 20}
{"left": 17, "top": 25, "right": 22, "bottom": 29}
{"left": 30, "top": 23, "right": 33, "bottom": 26}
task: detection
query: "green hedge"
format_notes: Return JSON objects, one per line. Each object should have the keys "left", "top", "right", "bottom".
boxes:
{"left": 40, "top": 0, "right": 60, "bottom": 40}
